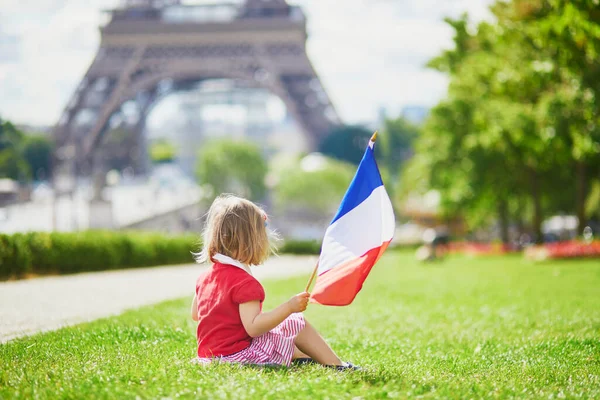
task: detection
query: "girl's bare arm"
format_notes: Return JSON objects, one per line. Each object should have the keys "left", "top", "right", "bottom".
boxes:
{"left": 239, "top": 292, "right": 309, "bottom": 338}
{"left": 191, "top": 294, "right": 198, "bottom": 321}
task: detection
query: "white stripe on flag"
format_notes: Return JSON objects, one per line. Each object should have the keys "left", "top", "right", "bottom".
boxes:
{"left": 318, "top": 186, "right": 394, "bottom": 275}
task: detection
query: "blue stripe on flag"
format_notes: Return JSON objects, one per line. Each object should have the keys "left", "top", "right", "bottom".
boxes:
{"left": 330, "top": 144, "right": 383, "bottom": 224}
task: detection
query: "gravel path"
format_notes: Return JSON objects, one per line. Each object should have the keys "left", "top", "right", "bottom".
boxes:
{"left": 0, "top": 255, "right": 317, "bottom": 343}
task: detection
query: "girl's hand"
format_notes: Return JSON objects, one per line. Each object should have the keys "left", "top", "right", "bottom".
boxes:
{"left": 287, "top": 292, "right": 310, "bottom": 313}
{"left": 241, "top": 293, "right": 309, "bottom": 338}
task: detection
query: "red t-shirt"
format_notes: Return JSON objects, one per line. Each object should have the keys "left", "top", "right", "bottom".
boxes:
{"left": 195, "top": 262, "right": 265, "bottom": 358}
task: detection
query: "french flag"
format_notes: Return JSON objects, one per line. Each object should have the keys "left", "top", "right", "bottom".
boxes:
{"left": 311, "top": 133, "right": 395, "bottom": 306}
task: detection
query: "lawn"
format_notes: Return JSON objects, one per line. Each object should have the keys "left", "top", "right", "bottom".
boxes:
{"left": 1, "top": 251, "right": 599, "bottom": 399}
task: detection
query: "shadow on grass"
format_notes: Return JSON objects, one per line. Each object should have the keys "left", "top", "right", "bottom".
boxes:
{"left": 193, "top": 359, "right": 398, "bottom": 384}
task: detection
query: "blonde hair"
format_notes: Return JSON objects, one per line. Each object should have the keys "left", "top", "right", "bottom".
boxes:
{"left": 195, "top": 194, "right": 275, "bottom": 266}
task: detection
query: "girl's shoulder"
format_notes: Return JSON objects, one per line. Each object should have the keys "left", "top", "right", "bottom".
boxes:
{"left": 197, "top": 263, "right": 259, "bottom": 285}
{"left": 196, "top": 264, "right": 264, "bottom": 300}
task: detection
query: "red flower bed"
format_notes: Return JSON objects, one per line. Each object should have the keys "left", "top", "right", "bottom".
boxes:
{"left": 447, "top": 242, "right": 513, "bottom": 256}
{"left": 525, "top": 241, "right": 600, "bottom": 261}
{"left": 446, "top": 241, "right": 600, "bottom": 259}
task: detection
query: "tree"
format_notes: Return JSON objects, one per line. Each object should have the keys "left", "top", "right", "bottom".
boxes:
{"left": 407, "top": 14, "right": 554, "bottom": 242}
{"left": 494, "top": 0, "right": 600, "bottom": 234}
{"left": 320, "top": 122, "right": 412, "bottom": 202}
{"left": 404, "top": 3, "right": 600, "bottom": 242}
{"left": 0, "top": 149, "right": 30, "bottom": 181}
{"left": 391, "top": 4, "right": 600, "bottom": 240}
{"left": 319, "top": 125, "right": 374, "bottom": 165}
{"left": 196, "top": 139, "right": 268, "bottom": 202}
{"left": 404, "top": 18, "right": 515, "bottom": 239}
{"left": 23, "top": 135, "right": 52, "bottom": 181}
{"left": 380, "top": 116, "right": 420, "bottom": 178}
{"left": 149, "top": 139, "right": 177, "bottom": 164}
{"left": 272, "top": 155, "right": 355, "bottom": 214}
{"left": 0, "top": 119, "right": 24, "bottom": 151}
{"left": 0, "top": 118, "right": 30, "bottom": 181}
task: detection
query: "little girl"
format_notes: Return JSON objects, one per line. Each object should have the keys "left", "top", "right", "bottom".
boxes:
{"left": 190, "top": 194, "right": 358, "bottom": 370}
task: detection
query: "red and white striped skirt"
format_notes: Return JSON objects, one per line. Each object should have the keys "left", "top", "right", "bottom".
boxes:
{"left": 197, "top": 313, "right": 305, "bottom": 367}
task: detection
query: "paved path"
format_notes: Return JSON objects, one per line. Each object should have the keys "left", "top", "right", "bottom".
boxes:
{"left": 0, "top": 255, "right": 316, "bottom": 343}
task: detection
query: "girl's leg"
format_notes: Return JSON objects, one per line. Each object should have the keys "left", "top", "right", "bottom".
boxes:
{"left": 294, "top": 319, "right": 343, "bottom": 366}
{"left": 292, "top": 346, "right": 310, "bottom": 360}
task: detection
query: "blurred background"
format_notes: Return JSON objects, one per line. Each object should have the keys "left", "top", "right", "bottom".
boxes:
{"left": 0, "top": 0, "right": 598, "bottom": 254}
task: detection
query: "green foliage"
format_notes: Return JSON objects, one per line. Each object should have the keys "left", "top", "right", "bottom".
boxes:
{"left": 0, "top": 231, "right": 198, "bottom": 280}
{"left": 318, "top": 125, "right": 374, "bottom": 165}
{"left": 272, "top": 155, "right": 355, "bottom": 213}
{"left": 405, "top": 2, "right": 600, "bottom": 240}
{"left": 0, "top": 119, "right": 24, "bottom": 151}
{"left": 2, "top": 253, "right": 600, "bottom": 398}
{"left": 0, "top": 119, "right": 54, "bottom": 182}
{"left": 380, "top": 117, "right": 420, "bottom": 176}
{"left": 279, "top": 239, "right": 321, "bottom": 255}
{"left": 427, "top": 14, "right": 475, "bottom": 74}
{"left": 0, "top": 149, "right": 30, "bottom": 181}
{"left": 0, "top": 119, "right": 30, "bottom": 181}
{"left": 149, "top": 139, "right": 177, "bottom": 164}
{"left": 380, "top": 117, "right": 420, "bottom": 203}
{"left": 196, "top": 139, "right": 268, "bottom": 202}
{"left": 24, "top": 232, "right": 54, "bottom": 274}
{"left": 0, "top": 233, "right": 32, "bottom": 278}
{"left": 318, "top": 121, "right": 415, "bottom": 205}
{"left": 586, "top": 180, "right": 600, "bottom": 219}
{"left": 22, "top": 135, "right": 52, "bottom": 181}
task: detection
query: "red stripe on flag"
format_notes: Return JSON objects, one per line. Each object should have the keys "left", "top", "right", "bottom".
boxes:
{"left": 310, "top": 240, "right": 391, "bottom": 306}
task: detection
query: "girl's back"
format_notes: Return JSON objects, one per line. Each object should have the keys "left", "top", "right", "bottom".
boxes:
{"left": 195, "top": 261, "right": 264, "bottom": 358}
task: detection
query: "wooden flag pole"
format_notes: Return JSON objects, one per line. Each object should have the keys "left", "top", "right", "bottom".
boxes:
{"left": 305, "top": 260, "right": 319, "bottom": 292}
{"left": 304, "top": 131, "right": 378, "bottom": 294}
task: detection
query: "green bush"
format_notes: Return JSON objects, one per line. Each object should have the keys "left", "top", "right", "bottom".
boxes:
{"left": 0, "top": 231, "right": 199, "bottom": 280}
{"left": 0, "top": 233, "right": 32, "bottom": 279}
{"left": 0, "top": 231, "right": 320, "bottom": 280}
{"left": 279, "top": 239, "right": 321, "bottom": 255}
{"left": 26, "top": 232, "right": 53, "bottom": 274}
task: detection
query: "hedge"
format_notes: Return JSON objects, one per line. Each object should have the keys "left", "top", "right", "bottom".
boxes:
{"left": 279, "top": 239, "right": 321, "bottom": 255}
{"left": 0, "top": 232, "right": 322, "bottom": 280}
{"left": 0, "top": 231, "right": 199, "bottom": 280}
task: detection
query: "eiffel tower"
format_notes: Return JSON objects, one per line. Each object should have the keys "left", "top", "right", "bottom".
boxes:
{"left": 52, "top": 0, "right": 340, "bottom": 187}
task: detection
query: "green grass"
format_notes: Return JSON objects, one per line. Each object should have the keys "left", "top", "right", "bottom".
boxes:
{"left": 2, "top": 252, "right": 600, "bottom": 399}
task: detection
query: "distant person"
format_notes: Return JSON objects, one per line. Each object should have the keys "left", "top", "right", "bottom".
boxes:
{"left": 416, "top": 227, "right": 448, "bottom": 262}
{"left": 432, "top": 227, "right": 449, "bottom": 259}
{"left": 190, "top": 194, "right": 359, "bottom": 370}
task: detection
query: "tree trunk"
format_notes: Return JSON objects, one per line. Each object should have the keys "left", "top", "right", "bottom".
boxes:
{"left": 575, "top": 161, "right": 587, "bottom": 235}
{"left": 515, "top": 197, "right": 525, "bottom": 238}
{"left": 530, "top": 169, "right": 543, "bottom": 243}
{"left": 498, "top": 199, "right": 509, "bottom": 245}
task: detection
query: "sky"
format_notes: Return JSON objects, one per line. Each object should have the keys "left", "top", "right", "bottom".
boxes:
{"left": 0, "top": 0, "right": 494, "bottom": 127}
